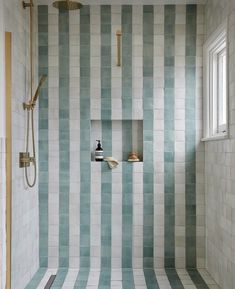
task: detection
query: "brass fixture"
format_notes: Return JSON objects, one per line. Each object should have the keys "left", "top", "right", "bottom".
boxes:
{"left": 53, "top": 0, "right": 83, "bottom": 10}
{"left": 22, "top": 1, "right": 33, "bottom": 9}
{"left": 19, "top": 152, "right": 34, "bottom": 168}
{"left": 23, "top": 75, "right": 47, "bottom": 110}
{"left": 20, "top": 0, "right": 47, "bottom": 187}
{"left": 116, "top": 30, "right": 122, "bottom": 67}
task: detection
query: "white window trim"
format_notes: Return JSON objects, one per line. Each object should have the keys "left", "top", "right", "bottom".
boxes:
{"left": 202, "top": 20, "right": 229, "bottom": 142}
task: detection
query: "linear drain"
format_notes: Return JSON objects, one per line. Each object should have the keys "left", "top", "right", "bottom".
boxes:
{"left": 44, "top": 275, "right": 56, "bottom": 289}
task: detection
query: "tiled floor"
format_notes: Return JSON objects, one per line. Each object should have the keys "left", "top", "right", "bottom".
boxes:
{"left": 25, "top": 268, "right": 221, "bottom": 289}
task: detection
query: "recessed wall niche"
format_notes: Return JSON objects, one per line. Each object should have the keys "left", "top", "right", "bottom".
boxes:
{"left": 91, "top": 120, "right": 143, "bottom": 162}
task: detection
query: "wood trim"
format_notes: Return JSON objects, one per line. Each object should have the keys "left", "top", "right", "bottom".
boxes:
{"left": 5, "top": 31, "right": 12, "bottom": 289}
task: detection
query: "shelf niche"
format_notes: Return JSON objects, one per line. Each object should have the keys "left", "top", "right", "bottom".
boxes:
{"left": 91, "top": 120, "right": 143, "bottom": 162}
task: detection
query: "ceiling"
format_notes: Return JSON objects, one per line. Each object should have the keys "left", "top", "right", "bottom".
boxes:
{"left": 37, "top": 0, "right": 207, "bottom": 5}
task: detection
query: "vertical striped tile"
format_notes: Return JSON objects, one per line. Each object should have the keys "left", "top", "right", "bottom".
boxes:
{"left": 154, "top": 4, "right": 165, "bottom": 269}
{"left": 111, "top": 5, "right": 122, "bottom": 120}
{"left": 165, "top": 269, "right": 184, "bottom": 289}
{"left": 143, "top": 5, "right": 154, "bottom": 269}
{"left": 38, "top": 5, "right": 49, "bottom": 268}
{"left": 48, "top": 5, "right": 59, "bottom": 269}
{"left": 69, "top": 8, "right": 80, "bottom": 268}
{"left": 164, "top": 4, "right": 176, "bottom": 268}
{"left": 58, "top": 8, "right": 70, "bottom": 268}
{"left": 185, "top": 4, "right": 197, "bottom": 269}
{"left": 177, "top": 269, "right": 197, "bottom": 288}
{"left": 132, "top": 5, "right": 143, "bottom": 121}
{"left": 61, "top": 269, "right": 78, "bottom": 289}
{"left": 100, "top": 6, "right": 112, "bottom": 274}
{"left": 111, "top": 163, "right": 122, "bottom": 268}
{"left": 122, "top": 269, "right": 135, "bottom": 289}
{"left": 155, "top": 269, "right": 171, "bottom": 289}
{"left": 132, "top": 6, "right": 143, "bottom": 269}
{"left": 90, "top": 162, "right": 101, "bottom": 269}
{"left": 90, "top": 5, "right": 101, "bottom": 270}
{"left": 90, "top": 5, "right": 101, "bottom": 121}
{"left": 174, "top": 5, "right": 186, "bottom": 269}
{"left": 98, "top": 269, "right": 112, "bottom": 289}
{"left": 73, "top": 269, "right": 90, "bottom": 289}
{"left": 133, "top": 162, "right": 143, "bottom": 269}
{"left": 187, "top": 269, "right": 210, "bottom": 289}
{"left": 144, "top": 269, "right": 160, "bottom": 289}
{"left": 122, "top": 5, "right": 133, "bottom": 269}
{"left": 87, "top": 269, "right": 100, "bottom": 287}
{"left": 24, "top": 268, "right": 47, "bottom": 289}
{"left": 133, "top": 269, "right": 147, "bottom": 288}
{"left": 36, "top": 269, "right": 57, "bottom": 289}
{"left": 80, "top": 5, "right": 91, "bottom": 268}
{"left": 50, "top": 269, "right": 68, "bottom": 289}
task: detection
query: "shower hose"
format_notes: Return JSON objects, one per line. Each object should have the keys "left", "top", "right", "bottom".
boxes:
{"left": 25, "top": 108, "right": 37, "bottom": 187}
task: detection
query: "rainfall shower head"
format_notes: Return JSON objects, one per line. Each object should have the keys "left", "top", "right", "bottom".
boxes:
{"left": 32, "top": 74, "right": 47, "bottom": 105}
{"left": 53, "top": 0, "right": 83, "bottom": 10}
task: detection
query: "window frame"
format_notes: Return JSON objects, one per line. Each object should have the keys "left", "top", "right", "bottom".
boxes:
{"left": 202, "top": 21, "right": 229, "bottom": 141}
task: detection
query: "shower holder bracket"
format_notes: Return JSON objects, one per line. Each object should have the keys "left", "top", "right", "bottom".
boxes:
{"left": 22, "top": 1, "right": 34, "bottom": 9}
{"left": 19, "top": 152, "right": 35, "bottom": 168}
{"left": 23, "top": 101, "right": 35, "bottom": 111}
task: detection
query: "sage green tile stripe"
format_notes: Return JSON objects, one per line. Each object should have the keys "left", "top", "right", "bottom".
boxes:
{"left": 24, "top": 268, "right": 47, "bottom": 289}
{"left": 50, "top": 269, "right": 68, "bottom": 289}
{"left": 122, "top": 269, "right": 135, "bottom": 289}
{"left": 101, "top": 5, "right": 112, "bottom": 121}
{"left": 165, "top": 269, "right": 184, "bottom": 289}
{"left": 100, "top": 6, "right": 112, "bottom": 272}
{"left": 73, "top": 269, "right": 89, "bottom": 289}
{"left": 164, "top": 5, "right": 176, "bottom": 268}
{"left": 143, "top": 5, "right": 154, "bottom": 269}
{"left": 38, "top": 5, "right": 48, "bottom": 268}
{"left": 122, "top": 5, "right": 133, "bottom": 269}
{"left": 187, "top": 269, "right": 210, "bottom": 289}
{"left": 98, "top": 269, "right": 111, "bottom": 289}
{"left": 143, "top": 269, "right": 160, "bottom": 289}
{"left": 59, "top": 8, "right": 70, "bottom": 268}
{"left": 80, "top": 5, "right": 91, "bottom": 268}
{"left": 185, "top": 4, "right": 197, "bottom": 269}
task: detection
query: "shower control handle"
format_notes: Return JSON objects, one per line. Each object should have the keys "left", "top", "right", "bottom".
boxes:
{"left": 19, "top": 152, "right": 35, "bottom": 168}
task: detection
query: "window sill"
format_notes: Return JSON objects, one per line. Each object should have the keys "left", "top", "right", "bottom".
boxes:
{"left": 201, "top": 134, "right": 228, "bottom": 142}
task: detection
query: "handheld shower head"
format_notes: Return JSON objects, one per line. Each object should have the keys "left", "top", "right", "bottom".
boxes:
{"left": 32, "top": 74, "right": 47, "bottom": 104}
{"left": 23, "top": 74, "right": 47, "bottom": 111}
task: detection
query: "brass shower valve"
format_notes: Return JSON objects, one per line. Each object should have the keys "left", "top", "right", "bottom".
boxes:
{"left": 19, "top": 152, "right": 35, "bottom": 168}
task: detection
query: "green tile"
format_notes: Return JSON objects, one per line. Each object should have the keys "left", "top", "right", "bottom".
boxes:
{"left": 185, "top": 4, "right": 197, "bottom": 269}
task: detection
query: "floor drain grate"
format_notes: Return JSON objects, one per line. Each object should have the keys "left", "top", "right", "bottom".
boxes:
{"left": 44, "top": 275, "right": 56, "bottom": 289}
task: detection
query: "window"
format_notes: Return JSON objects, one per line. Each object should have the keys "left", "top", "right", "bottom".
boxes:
{"left": 203, "top": 22, "right": 228, "bottom": 140}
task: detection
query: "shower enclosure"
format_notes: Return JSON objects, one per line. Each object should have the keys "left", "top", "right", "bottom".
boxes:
{"left": 5, "top": 0, "right": 223, "bottom": 289}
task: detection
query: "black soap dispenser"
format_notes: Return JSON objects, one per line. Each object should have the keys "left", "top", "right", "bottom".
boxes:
{"left": 95, "top": 140, "right": 104, "bottom": 162}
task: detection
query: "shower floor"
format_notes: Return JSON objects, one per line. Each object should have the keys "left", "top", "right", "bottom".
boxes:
{"left": 25, "top": 268, "right": 220, "bottom": 289}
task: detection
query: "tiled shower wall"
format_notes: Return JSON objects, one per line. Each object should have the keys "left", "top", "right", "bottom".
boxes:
{"left": 38, "top": 4, "right": 205, "bottom": 270}
{"left": 1, "top": 1, "right": 40, "bottom": 289}
{"left": 205, "top": 0, "right": 235, "bottom": 289}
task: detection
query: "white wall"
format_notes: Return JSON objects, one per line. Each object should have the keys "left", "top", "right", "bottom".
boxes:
{"left": 0, "top": 0, "right": 6, "bottom": 287}
{"left": 0, "top": 0, "right": 40, "bottom": 289}
{"left": 205, "top": 1, "right": 235, "bottom": 289}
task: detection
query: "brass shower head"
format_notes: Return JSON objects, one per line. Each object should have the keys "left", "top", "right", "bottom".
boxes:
{"left": 53, "top": 0, "right": 83, "bottom": 10}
